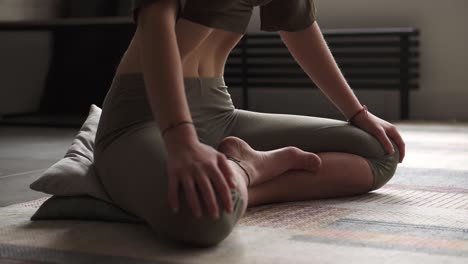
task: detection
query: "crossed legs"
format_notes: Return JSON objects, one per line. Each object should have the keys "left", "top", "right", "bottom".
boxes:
{"left": 218, "top": 109, "right": 400, "bottom": 208}
{"left": 94, "top": 74, "right": 399, "bottom": 247}
{"left": 220, "top": 137, "right": 374, "bottom": 207}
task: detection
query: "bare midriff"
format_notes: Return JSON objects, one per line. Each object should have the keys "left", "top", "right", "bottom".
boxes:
{"left": 115, "top": 17, "right": 243, "bottom": 79}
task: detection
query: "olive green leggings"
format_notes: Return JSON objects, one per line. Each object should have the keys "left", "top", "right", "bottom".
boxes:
{"left": 93, "top": 73, "right": 400, "bottom": 247}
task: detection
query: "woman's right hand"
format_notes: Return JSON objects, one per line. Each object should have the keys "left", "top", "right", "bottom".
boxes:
{"left": 163, "top": 125, "right": 237, "bottom": 219}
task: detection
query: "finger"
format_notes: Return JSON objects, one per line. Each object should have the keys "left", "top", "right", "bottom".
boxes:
{"left": 207, "top": 161, "right": 233, "bottom": 214}
{"left": 195, "top": 171, "right": 219, "bottom": 219}
{"left": 376, "top": 128, "right": 395, "bottom": 155}
{"left": 218, "top": 154, "right": 237, "bottom": 189}
{"left": 387, "top": 127, "right": 406, "bottom": 162}
{"left": 167, "top": 171, "right": 180, "bottom": 213}
{"left": 181, "top": 176, "right": 202, "bottom": 218}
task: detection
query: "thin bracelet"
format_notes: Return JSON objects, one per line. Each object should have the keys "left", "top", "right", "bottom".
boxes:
{"left": 347, "top": 105, "right": 368, "bottom": 124}
{"left": 226, "top": 155, "right": 251, "bottom": 187}
{"left": 161, "top": 121, "right": 194, "bottom": 137}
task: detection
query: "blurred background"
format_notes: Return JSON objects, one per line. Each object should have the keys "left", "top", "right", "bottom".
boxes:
{"left": 0, "top": 0, "right": 466, "bottom": 123}
{"left": 0, "top": 0, "right": 130, "bottom": 20}
{"left": 245, "top": 0, "right": 468, "bottom": 121}
{"left": 0, "top": 0, "right": 132, "bottom": 123}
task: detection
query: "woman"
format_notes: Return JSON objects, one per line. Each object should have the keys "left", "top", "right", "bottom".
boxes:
{"left": 93, "top": 0, "right": 406, "bottom": 247}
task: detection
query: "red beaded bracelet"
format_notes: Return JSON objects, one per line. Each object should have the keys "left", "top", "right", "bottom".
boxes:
{"left": 347, "top": 105, "right": 368, "bottom": 124}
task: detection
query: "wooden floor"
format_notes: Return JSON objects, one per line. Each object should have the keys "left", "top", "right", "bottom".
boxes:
{"left": 0, "top": 125, "right": 78, "bottom": 207}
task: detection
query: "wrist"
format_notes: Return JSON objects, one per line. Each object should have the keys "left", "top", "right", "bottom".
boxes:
{"left": 347, "top": 105, "right": 368, "bottom": 124}
{"left": 161, "top": 121, "right": 194, "bottom": 137}
{"left": 162, "top": 123, "right": 199, "bottom": 150}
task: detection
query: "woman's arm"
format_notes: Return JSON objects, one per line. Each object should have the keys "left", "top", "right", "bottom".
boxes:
{"left": 136, "top": 0, "right": 198, "bottom": 148}
{"left": 279, "top": 22, "right": 405, "bottom": 162}
{"left": 135, "top": 0, "right": 237, "bottom": 218}
{"left": 279, "top": 22, "right": 362, "bottom": 120}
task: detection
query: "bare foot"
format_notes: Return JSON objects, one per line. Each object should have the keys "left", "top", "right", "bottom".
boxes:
{"left": 217, "top": 136, "right": 321, "bottom": 187}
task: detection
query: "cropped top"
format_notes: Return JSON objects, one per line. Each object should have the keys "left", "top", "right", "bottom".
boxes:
{"left": 131, "top": 0, "right": 317, "bottom": 34}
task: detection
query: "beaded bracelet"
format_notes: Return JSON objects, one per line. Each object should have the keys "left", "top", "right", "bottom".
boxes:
{"left": 347, "top": 105, "right": 368, "bottom": 124}
{"left": 161, "top": 121, "right": 194, "bottom": 137}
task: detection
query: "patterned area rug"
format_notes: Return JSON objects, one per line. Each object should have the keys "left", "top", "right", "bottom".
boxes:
{"left": 1, "top": 123, "right": 467, "bottom": 263}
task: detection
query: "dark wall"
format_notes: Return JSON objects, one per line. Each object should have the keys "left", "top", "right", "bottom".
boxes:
{"left": 61, "top": 0, "right": 132, "bottom": 17}
{"left": 40, "top": 25, "right": 135, "bottom": 115}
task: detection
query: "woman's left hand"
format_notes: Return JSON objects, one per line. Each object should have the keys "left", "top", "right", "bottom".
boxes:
{"left": 349, "top": 107, "right": 405, "bottom": 163}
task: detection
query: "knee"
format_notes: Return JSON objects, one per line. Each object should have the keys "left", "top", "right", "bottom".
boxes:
{"left": 147, "top": 188, "right": 245, "bottom": 247}
{"left": 367, "top": 140, "right": 400, "bottom": 191}
{"left": 160, "top": 216, "right": 234, "bottom": 247}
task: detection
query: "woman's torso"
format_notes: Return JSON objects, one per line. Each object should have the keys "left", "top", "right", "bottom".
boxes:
{"left": 114, "top": 0, "right": 286, "bottom": 77}
{"left": 115, "top": 26, "right": 243, "bottom": 78}
{"left": 115, "top": 12, "right": 245, "bottom": 77}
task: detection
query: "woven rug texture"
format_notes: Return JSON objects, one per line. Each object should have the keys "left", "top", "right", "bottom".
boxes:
{"left": 0, "top": 123, "right": 467, "bottom": 263}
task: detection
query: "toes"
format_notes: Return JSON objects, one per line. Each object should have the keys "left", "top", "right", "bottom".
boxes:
{"left": 307, "top": 153, "right": 322, "bottom": 172}
{"left": 289, "top": 147, "right": 321, "bottom": 172}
